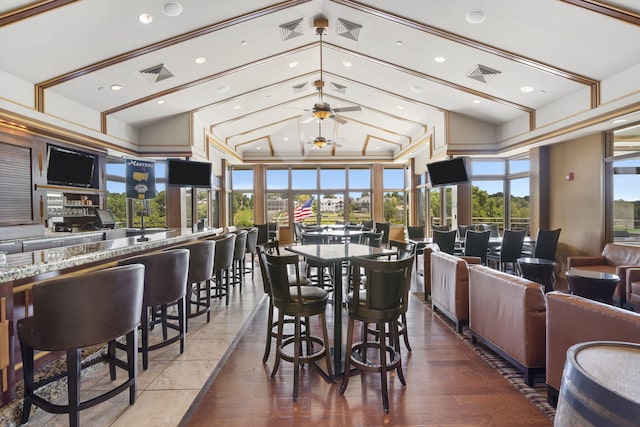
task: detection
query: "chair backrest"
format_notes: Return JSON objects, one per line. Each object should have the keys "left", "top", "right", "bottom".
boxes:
{"left": 361, "top": 220, "right": 374, "bottom": 230}
{"left": 208, "top": 233, "right": 236, "bottom": 270}
{"left": 498, "top": 228, "right": 527, "bottom": 263}
{"left": 232, "top": 229, "right": 248, "bottom": 261}
{"left": 375, "top": 222, "right": 391, "bottom": 245}
{"left": 406, "top": 225, "right": 425, "bottom": 239}
{"left": 431, "top": 224, "right": 450, "bottom": 232}
{"left": 463, "top": 230, "right": 491, "bottom": 263}
{"left": 432, "top": 229, "right": 457, "bottom": 255}
{"left": 175, "top": 240, "right": 215, "bottom": 284}
{"left": 534, "top": 228, "right": 561, "bottom": 260}
{"left": 457, "top": 224, "right": 475, "bottom": 239}
{"left": 119, "top": 248, "right": 190, "bottom": 308}
{"left": 346, "top": 224, "right": 364, "bottom": 231}
{"left": 389, "top": 240, "right": 416, "bottom": 260}
{"left": 267, "top": 222, "right": 278, "bottom": 232}
{"left": 265, "top": 253, "right": 303, "bottom": 305}
{"left": 363, "top": 231, "right": 383, "bottom": 248}
{"left": 256, "top": 240, "right": 281, "bottom": 294}
{"left": 244, "top": 227, "right": 259, "bottom": 253}
{"left": 349, "top": 256, "right": 413, "bottom": 315}
{"left": 301, "top": 232, "right": 326, "bottom": 245}
{"left": 482, "top": 223, "right": 500, "bottom": 237}
{"left": 24, "top": 264, "right": 145, "bottom": 351}
{"left": 253, "top": 223, "right": 269, "bottom": 245}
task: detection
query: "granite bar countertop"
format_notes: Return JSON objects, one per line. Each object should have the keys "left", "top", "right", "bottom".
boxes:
{"left": 0, "top": 227, "right": 222, "bottom": 283}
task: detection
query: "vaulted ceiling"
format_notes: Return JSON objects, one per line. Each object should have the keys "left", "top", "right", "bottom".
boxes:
{"left": 1, "top": 0, "right": 640, "bottom": 163}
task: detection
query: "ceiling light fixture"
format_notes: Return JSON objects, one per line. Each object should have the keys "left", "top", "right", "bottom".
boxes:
{"left": 195, "top": 57, "right": 206, "bottom": 64}
{"left": 110, "top": 84, "right": 123, "bottom": 91}
{"left": 434, "top": 56, "right": 446, "bottom": 63}
{"left": 289, "top": 61, "right": 298, "bottom": 68}
{"left": 156, "top": 99, "right": 165, "bottom": 104}
{"left": 138, "top": 13, "right": 153, "bottom": 24}
{"left": 473, "top": 99, "right": 481, "bottom": 104}
{"left": 342, "top": 60, "right": 352, "bottom": 67}
{"left": 520, "top": 86, "right": 534, "bottom": 93}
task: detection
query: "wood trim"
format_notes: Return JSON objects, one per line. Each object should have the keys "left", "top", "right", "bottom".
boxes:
{"left": 331, "top": 0, "right": 601, "bottom": 108}
{"left": 560, "top": 0, "right": 640, "bottom": 26}
{"left": 0, "top": 0, "right": 78, "bottom": 27}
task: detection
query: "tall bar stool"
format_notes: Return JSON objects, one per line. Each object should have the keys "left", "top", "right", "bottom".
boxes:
{"left": 208, "top": 233, "right": 236, "bottom": 306}
{"left": 257, "top": 241, "right": 311, "bottom": 363}
{"left": 173, "top": 240, "right": 215, "bottom": 332}
{"left": 340, "top": 256, "right": 414, "bottom": 413}
{"left": 244, "top": 227, "right": 259, "bottom": 280}
{"left": 231, "top": 229, "right": 248, "bottom": 291}
{"left": 18, "top": 264, "right": 145, "bottom": 427}
{"left": 119, "top": 249, "right": 190, "bottom": 370}
{"left": 265, "top": 253, "right": 334, "bottom": 400}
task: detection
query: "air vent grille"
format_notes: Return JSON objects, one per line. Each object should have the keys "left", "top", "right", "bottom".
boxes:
{"left": 330, "top": 82, "right": 347, "bottom": 94}
{"left": 280, "top": 19, "right": 304, "bottom": 40}
{"left": 337, "top": 18, "right": 362, "bottom": 41}
{"left": 292, "top": 82, "right": 309, "bottom": 93}
{"left": 140, "top": 64, "right": 174, "bottom": 83}
{"left": 467, "top": 64, "right": 501, "bottom": 83}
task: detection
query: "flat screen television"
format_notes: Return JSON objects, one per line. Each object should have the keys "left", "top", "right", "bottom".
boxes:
{"left": 167, "top": 159, "right": 212, "bottom": 187}
{"left": 95, "top": 208, "right": 116, "bottom": 229}
{"left": 426, "top": 157, "right": 469, "bottom": 187}
{"left": 46, "top": 145, "right": 96, "bottom": 188}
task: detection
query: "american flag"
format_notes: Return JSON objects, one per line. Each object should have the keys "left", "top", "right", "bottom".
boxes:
{"left": 291, "top": 197, "right": 314, "bottom": 222}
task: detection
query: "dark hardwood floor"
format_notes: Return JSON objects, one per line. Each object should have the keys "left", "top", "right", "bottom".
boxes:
{"left": 185, "top": 266, "right": 553, "bottom": 426}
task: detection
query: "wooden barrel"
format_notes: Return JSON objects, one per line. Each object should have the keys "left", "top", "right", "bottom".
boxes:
{"left": 555, "top": 341, "right": 640, "bottom": 426}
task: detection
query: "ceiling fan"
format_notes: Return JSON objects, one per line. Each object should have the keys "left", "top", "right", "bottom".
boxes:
{"left": 304, "top": 18, "right": 361, "bottom": 125}
{"left": 306, "top": 119, "right": 342, "bottom": 149}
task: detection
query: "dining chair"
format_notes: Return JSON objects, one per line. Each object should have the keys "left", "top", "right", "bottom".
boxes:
{"left": 457, "top": 224, "right": 476, "bottom": 239}
{"left": 463, "top": 230, "right": 491, "bottom": 264}
{"left": 375, "top": 222, "right": 391, "bottom": 247}
{"left": 363, "top": 231, "right": 383, "bottom": 248}
{"left": 340, "top": 255, "right": 413, "bottom": 412}
{"left": 482, "top": 223, "right": 500, "bottom": 237}
{"left": 406, "top": 225, "right": 425, "bottom": 270}
{"left": 432, "top": 230, "right": 457, "bottom": 255}
{"left": 253, "top": 223, "right": 270, "bottom": 246}
{"left": 431, "top": 224, "right": 450, "bottom": 231}
{"left": 265, "top": 253, "right": 334, "bottom": 401}
{"left": 486, "top": 228, "right": 527, "bottom": 273}
{"left": 533, "top": 228, "right": 562, "bottom": 261}
{"left": 361, "top": 220, "right": 374, "bottom": 231}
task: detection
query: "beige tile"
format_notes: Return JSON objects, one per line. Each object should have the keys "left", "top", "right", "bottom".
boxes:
{"left": 147, "top": 359, "right": 219, "bottom": 390}
{"left": 111, "top": 390, "right": 199, "bottom": 427}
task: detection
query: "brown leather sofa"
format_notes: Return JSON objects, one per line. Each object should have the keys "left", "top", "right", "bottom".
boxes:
{"left": 546, "top": 291, "right": 640, "bottom": 405}
{"left": 422, "top": 244, "right": 438, "bottom": 301}
{"left": 468, "top": 265, "right": 546, "bottom": 386}
{"left": 567, "top": 243, "right": 640, "bottom": 306}
{"left": 430, "top": 251, "right": 481, "bottom": 332}
{"left": 625, "top": 267, "right": 640, "bottom": 309}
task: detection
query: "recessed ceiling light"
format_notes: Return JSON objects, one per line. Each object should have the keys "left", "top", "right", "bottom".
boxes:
{"left": 396, "top": 105, "right": 404, "bottom": 110}
{"left": 110, "top": 84, "right": 123, "bottom": 91}
{"left": 410, "top": 85, "right": 423, "bottom": 93}
{"left": 257, "top": 146, "right": 261, "bottom": 150}
{"left": 195, "top": 57, "right": 206, "bottom": 64}
{"left": 162, "top": 2, "right": 183, "bottom": 17}
{"left": 217, "top": 85, "right": 229, "bottom": 93}
{"left": 156, "top": 99, "right": 165, "bottom": 105}
{"left": 434, "top": 56, "right": 446, "bottom": 63}
{"left": 284, "top": 137, "right": 289, "bottom": 141}
{"left": 376, "top": 146, "right": 381, "bottom": 150}
{"left": 343, "top": 60, "right": 352, "bottom": 67}
{"left": 240, "top": 40, "right": 248, "bottom": 46}
{"left": 472, "top": 99, "right": 481, "bottom": 104}
{"left": 289, "top": 61, "right": 298, "bottom": 68}
{"left": 138, "top": 13, "right": 153, "bottom": 24}
{"left": 233, "top": 105, "right": 242, "bottom": 110}
{"left": 612, "top": 118, "right": 628, "bottom": 124}
{"left": 520, "top": 86, "right": 534, "bottom": 93}
{"left": 395, "top": 40, "right": 403, "bottom": 46}
{"left": 465, "top": 9, "right": 486, "bottom": 24}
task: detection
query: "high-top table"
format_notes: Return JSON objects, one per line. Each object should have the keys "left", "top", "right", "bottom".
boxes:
{"left": 285, "top": 243, "right": 395, "bottom": 374}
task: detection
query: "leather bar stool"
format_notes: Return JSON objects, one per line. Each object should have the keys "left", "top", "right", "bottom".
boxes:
{"left": 256, "top": 240, "right": 310, "bottom": 363}
{"left": 172, "top": 240, "right": 215, "bottom": 332}
{"left": 18, "top": 264, "right": 145, "bottom": 427}
{"left": 340, "top": 256, "right": 413, "bottom": 413}
{"left": 265, "top": 253, "right": 334, "bottom": 400}
{"left": 207, "top": 233, "right": 236, "bottom": 306}
{"left": 253, "top": 223, "right": 269, "bottom": 246}
{"left": 119, "top": 249, "right": 190, "bottom": 370}
{"left": 244, "top": 227, "right": 259, "bottom": 280}
{"left": 231, "top": 229, "right": 248, "bottom": 291}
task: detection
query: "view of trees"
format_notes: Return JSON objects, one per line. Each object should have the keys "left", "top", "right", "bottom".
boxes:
{"left": 233, "top": 192, "right": 254, "bottom": 227}
{"left": 106, "top": 191, "right": 167, "bottom": 228}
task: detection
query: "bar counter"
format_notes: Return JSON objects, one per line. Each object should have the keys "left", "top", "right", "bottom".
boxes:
{"left": 0, "top": 226, "right": 223, "bottom": 408}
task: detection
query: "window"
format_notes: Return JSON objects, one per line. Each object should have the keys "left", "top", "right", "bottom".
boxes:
{"left": 610, "top": 123, "right": 640, "bottom": 242}
{"left": 231, "top": 169, "right": 254, "bottom": 226}
{"left": 383, "top": 167, "right": 406, "bottom": 224}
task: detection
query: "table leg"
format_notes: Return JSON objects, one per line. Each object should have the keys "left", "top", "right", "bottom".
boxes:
{"left": 332, "top": 259, "right": 344, "bottom": 375}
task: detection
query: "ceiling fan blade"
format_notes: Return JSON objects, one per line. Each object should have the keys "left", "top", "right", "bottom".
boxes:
{"left": 330, "top": 115, "right": 348, "bottom": 125}
{"left": 332, "top": 106, "right": 361, "bottom": 113}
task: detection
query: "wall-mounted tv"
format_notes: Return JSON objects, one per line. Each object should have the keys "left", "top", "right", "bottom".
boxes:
{"left": 426, "top": 157, "right": 469, "bottom": 187}
{"left": 46, "top": 145, "right": 96, "bottom": 188}
{"left": 167, "top": 159, "right": 212, "bottom": 188}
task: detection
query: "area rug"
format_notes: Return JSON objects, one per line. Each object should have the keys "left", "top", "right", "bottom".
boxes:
{"left": 412, "top": 292, "right": 556, "bottom": 420}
